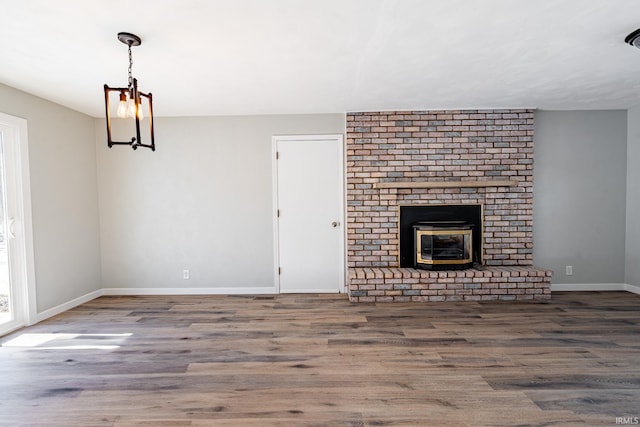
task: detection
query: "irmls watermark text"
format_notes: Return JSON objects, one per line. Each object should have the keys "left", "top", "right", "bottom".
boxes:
{"left": 616, "top": 417, "right": 639, "bottom": 425}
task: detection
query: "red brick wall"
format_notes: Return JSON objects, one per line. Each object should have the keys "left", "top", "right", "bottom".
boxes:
{"left": 346, "top": 109, "right": 535, "bottom": 269}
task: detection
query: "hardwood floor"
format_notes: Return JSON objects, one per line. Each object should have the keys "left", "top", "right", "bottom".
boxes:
{"left": 0, "top": 292, "right": 639, "bottom": 426}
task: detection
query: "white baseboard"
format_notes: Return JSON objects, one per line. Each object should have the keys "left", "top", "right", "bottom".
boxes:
{"left": 551, "top": 283, "right": 631, "bottom": 292}
{"left": 624, "top": 283, "right": 640, "bottom": 295}
{"left": 101, "top": 287, "right": 277, "bottom": 296}
{"left": 36, "top": 289, "right": 104, "bottom": 323}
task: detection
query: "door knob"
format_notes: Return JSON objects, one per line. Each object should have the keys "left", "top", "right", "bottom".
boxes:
{"left": 8, "top": 218, "right": 16, "bottom": 239}
{"left": 331, "top": 221, "right": 340, "bottom": 228}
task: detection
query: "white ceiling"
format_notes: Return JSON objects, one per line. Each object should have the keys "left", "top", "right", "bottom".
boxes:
{"left": 2, "top": 0, "right": 640, "bottom": 118}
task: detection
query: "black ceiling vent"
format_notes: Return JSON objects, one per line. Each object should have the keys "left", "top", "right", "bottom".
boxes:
{"left": 625, "top": 28, "right": 640, "bottom": 49}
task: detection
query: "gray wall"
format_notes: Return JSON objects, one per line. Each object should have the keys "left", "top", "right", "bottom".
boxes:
{"left": 626, "top": 107, "right": 640, "bottom": 286}
{"left": 0, "top": 83, "right": 101, "bottom": 312}
{"left": 96, "top": 114, "right": 345, "bottom": 290}
{"left": 534, "top": 110, "right": 627, "bottom": 284}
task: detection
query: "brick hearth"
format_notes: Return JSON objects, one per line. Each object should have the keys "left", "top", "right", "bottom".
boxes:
{"left": 346, "top": 109, "right": 552, "bottom": 302}
{"left": 348, "top": 267, "right": 552, "bottom": 302}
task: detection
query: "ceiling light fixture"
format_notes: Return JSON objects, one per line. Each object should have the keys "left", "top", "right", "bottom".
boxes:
{"left": 103, "top": 32, "right": 155, "bottom": 151}
{"left": 625, "top": 28, "right": 640, "bottom": 49}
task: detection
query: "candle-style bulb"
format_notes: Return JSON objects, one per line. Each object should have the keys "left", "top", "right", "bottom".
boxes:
{"left": 116, "top": 92, "right": 128, "bottom": 118}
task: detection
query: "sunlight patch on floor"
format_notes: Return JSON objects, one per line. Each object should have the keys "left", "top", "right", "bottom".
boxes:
{"left": 2, "top": 332, "right": 132, "bottom": 350}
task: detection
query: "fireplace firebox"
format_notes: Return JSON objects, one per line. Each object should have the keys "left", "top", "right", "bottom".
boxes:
{"left": 413, "top": 221, "right": 473, "bottom": 270}
{"left": 399, "top": 204, "right": 482, "bottom": 269}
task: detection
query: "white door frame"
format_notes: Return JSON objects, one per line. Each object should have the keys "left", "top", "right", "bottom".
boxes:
{"left": 0, "top": 112, "right": 37, "bottom": 334}
{"left": 272, "top": 134, "right": 346, "bottom": 293}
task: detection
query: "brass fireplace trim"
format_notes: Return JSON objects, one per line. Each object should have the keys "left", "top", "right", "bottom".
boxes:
{"left": 397, "top": 203, "right": 484, "bottom": 266}
{"left": 415, "top": 229, "right": 473, "bottom": 265}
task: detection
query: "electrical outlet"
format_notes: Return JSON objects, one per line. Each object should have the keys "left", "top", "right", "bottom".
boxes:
{"left": 183, "top": 269, "right": 190, "bottom": 280}
{"left": 565, "top": 265, "right": 573, "bottom": 276}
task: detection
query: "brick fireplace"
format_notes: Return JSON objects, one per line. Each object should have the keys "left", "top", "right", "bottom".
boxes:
{"left": 346, "top": 109, "right": 552, "bottom": 302}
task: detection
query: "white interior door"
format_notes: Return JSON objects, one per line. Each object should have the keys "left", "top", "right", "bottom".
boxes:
{"left": 274, "top": 135, "right": 344, "bottom": 293}
{"left": 0, "top": 113, "right": 35, "bottom": 336}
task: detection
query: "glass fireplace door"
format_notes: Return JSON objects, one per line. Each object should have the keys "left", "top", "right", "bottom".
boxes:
{"left": 412, "top": 222, "right": 473, "bottom": 270}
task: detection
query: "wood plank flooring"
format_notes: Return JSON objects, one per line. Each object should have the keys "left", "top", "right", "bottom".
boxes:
{"left": 0, "top": 292, "right": 639, "bottom": 426}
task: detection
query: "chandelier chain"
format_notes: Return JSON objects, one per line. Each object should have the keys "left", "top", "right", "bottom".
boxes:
{"left": 127, "top": 44, "right": 133, "bottom": 92}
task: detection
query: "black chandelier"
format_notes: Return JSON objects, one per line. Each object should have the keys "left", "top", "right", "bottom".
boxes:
{"left": 103, "top": 32, "right": 155, "bottom": 151}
